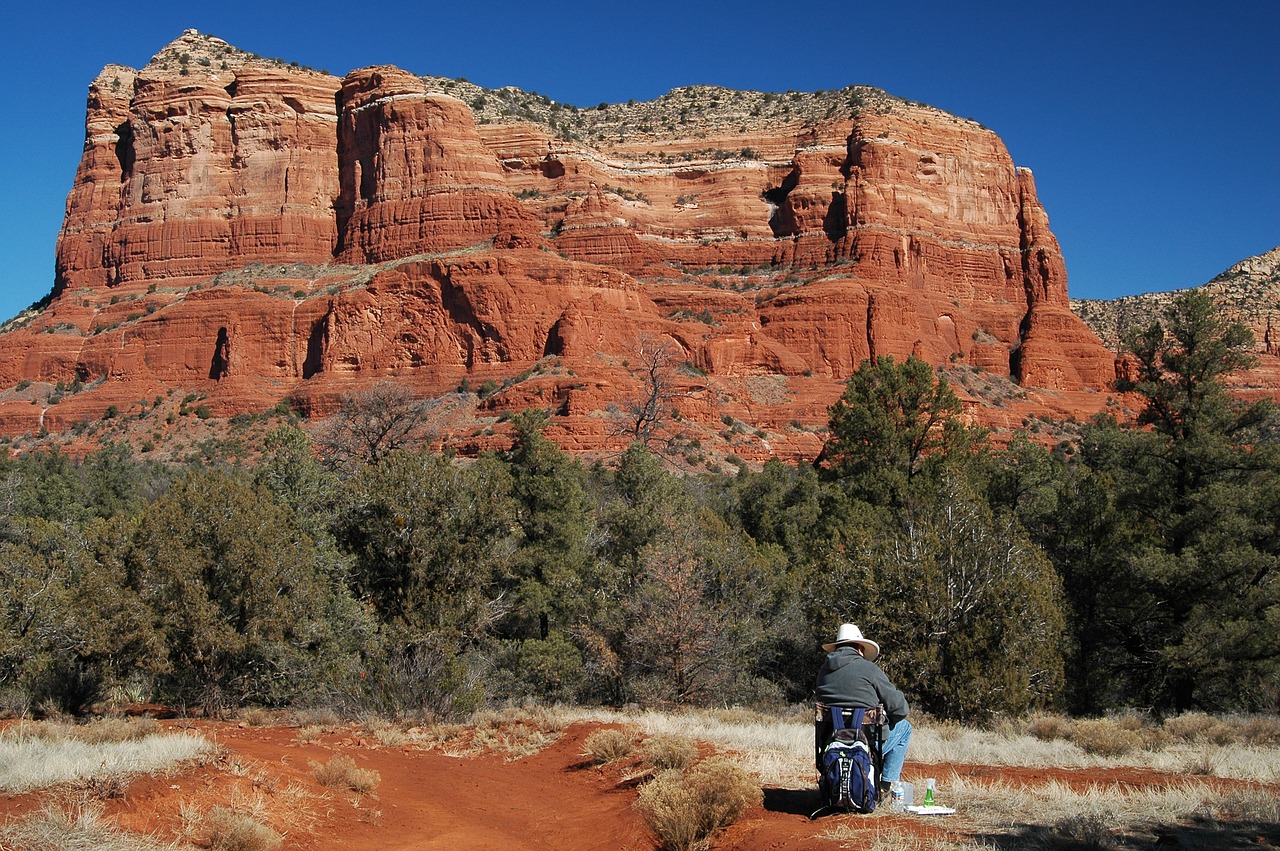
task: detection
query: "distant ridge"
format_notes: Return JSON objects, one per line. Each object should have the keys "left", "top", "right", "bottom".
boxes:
{"left": 1072, "top": 246, "right": 1280, "bottom": 351}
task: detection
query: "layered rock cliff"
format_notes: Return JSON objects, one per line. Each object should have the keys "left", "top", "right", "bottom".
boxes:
{"left": 0, "top": 30, "right": 1125, "bottom": 460}
{"left": 1072, "top": 245, "right": 1280, "bottom": 405}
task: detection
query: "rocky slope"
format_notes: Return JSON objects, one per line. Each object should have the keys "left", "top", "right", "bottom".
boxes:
{"left": 0, "top": 30, "right": 1125, "bottom": 460}
{"left": 1070, "top": 246, "right": 1280, "bottom": 407}
{"left": 1072, "top": 246, "right": 1280, "bottom": 351}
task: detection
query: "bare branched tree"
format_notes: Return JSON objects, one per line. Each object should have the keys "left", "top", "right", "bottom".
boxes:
{"left": 614, "top": 334, "right": 686, "bottom": 448}
{"left": 316, "top": 382, "right": 430, "bottom": 469}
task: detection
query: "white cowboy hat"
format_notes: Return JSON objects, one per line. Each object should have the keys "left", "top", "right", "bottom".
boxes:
{"left": 822, "top": 623, "right": 880, "bottom": 661}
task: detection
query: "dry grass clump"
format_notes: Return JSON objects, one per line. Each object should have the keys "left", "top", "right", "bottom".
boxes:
{"left": 206, "top": 806, "right": 283, "bottom": 851}
{"left": 79, "top": 717, "right": 164, "bottom": 744}
{"left": 1070, "top": 718, "right": 1146, "bottom": 757}
{"left": 6, "top": 717, "right": 163, "bottom": 745}
{"left": 359, "top": 718, "right": 408, "bottom": 747}
{"left": 1230, "top": 713, "right": 1280, "bottom": 745}
{"left": 582, "top": 728, "right": 636, "bottom": 765}
{"left": 310, "top": 753, "right": 380, "bottom": 795}
{"left": 1162, "top": 712, "right": 1280, "bottom": 746}
{"left": 947, "top": 773, "right": 1214, "bottom": 830}
{"left": 634, "top": 759, "right": 762, "bottom": 851}
{"left": 1161, "top": 711, "right": 1222, "bottom": 743}
{"left": 624, "top": 707, "right": 812, "bottom": 787}
{"left": 0, "top": 800, "right": 177, "bottom": 851}
{"left": 464, "top": 708, "right": 565, "bottom": 759}
{"left": 407, "top": 706, "right": 568, "bottom": 759}
{"left": 294, "top": 725, "right": 327, "bottom": 744}
{"left": 1219, "top": 787, "right": 1280, "bottom": 821}
{"left": 643, "top": 734, "right": 700, "bottom": 772}
{"left": 1028, "top": 711, "right": 1280, "bottom": 756}
{"left": 235, "top": 708, "right": 277, "bottom": 728}
{"left": 1026, "top": 712, "right": 1076, "bottom": 742}
{"left": 0, "top": 723, "right": 213, "bottom": 794}
{"left": 1023, "top": 713, "right": 1152, "bottom": 756}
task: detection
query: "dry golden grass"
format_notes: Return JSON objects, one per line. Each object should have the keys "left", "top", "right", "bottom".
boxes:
{"left": 0, "top": 799, "right": 179, "bottom": 851}
{"left": 562, "top": 705, "right": 1280, "bottom": 789}
{"left": 7, "top": 717, "right": 163, "bottom": 745}
{"left": 465, "top": 708, "right": 565, "bottom": 759}
{"left": 621, "top": 707, "right": 813, "bottom": 787}
{"left": 294, "top": 725, "right": 326, "bottom": 744}
{"left": 582, "top": 728, "right": 636, "bottom": 765}
{"left": 0, "top": 723, "right": 213, "bottom": 794}
{"left": 78, "top": 717, "right": 164, "bottom": 744}
{"left": 822, "top": 822, "right": 973, "bottom": 851}
{"left": 1027, "top": 711, "right": 1280, "bottom": 753}
{"left": 177, "top": 773, "right": 321, "bottom": 849}
{"left": 634, "top": 759, "right": 762, "bottom": 851}
{"left": 1069, "top": 718, "right": 1146, "bottom": 757}
{"left": 206, "top": 806, "right": 283, "bottom": 851}
{"left": 234, "top": 708, "right": 276, "bottom": 728}
{"left": 310, "top": 754, "right": 380, "bottom": 796}
{"left": 643, "top": 734, "right": 700, "bottom": 772}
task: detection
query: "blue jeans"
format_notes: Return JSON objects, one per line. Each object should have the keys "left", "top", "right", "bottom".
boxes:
{"left": 880, "top": 718, "right": 912, "bottom": 783}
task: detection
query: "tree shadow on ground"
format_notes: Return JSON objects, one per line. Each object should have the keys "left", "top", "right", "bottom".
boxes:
{"left": 972, "top": 814, "right": 1280, "bottom": 851}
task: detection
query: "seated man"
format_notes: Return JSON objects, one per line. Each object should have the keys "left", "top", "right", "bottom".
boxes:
{"left": 814, "top": 623, "right": 912, "bottom": 793}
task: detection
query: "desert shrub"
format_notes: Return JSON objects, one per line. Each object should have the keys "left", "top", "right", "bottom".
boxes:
{"left": 206, "top": 806, "right": 282, "bottom": 851}
{"left": 1070, "top": 718, "right": 1144, "bottom": 757}
{"left": 364, "top": 720, "right": 407, "bottom": 748}
{"left": 1162, "top": 711, "right": 1218, "bottom": 742}
{"left": 1027, "top": 713, "right": 1076, "bottom": 742}
{"left": 582, "top": 728, "right": 635, "bottom": 764}
{"left": 236, "top": 707, "right": 275, "bottom": 727}
{"left": 634, "top": 759, "right": 761, "bottom": 850}
{"left": 1232, "top": 714, "right": 1280, "bottom": 745}
{"left": 1179, "top": 747, "right": 1215, "bottom": 775}
{"left": 1111, "top": 711, "right": 1148, "bottom": 732}
{"left": 1169, "top": 713, "right": 1280, "bottom": 747}
{"left": 643, "top": 734, "right": 699, "bottom": 772}
{"left": 310, "top": 753, "right": 379, "bottom": 794}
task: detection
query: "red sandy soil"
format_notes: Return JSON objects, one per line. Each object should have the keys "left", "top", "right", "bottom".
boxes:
{"left": 1, "top": 719, "right": 1276, "bottom": 850}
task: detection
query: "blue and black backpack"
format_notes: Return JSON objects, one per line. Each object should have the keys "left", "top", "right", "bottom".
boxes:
{"left": 817, "top": 707, "right": 876, "bottom": 814}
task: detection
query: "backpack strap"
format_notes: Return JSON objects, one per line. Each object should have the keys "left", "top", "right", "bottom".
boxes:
{"left": 831, "top": 706, "right": 846, "bottom": 732}
{"left": 851, "top": 707, "right": 867, "bottom": 729}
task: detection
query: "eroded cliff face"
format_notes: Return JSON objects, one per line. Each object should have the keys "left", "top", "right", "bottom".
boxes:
{"left": 0, "top": 30, "right": 1125, "bottom": 458}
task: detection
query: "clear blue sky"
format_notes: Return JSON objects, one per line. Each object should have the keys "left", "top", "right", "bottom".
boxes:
{"left": 2, "top": 1, "right": 1276, "bottom": 322}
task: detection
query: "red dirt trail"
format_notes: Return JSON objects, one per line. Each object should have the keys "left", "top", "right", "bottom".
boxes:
{"left": 3, "top": 719, "right": 1273, "bottom": 850}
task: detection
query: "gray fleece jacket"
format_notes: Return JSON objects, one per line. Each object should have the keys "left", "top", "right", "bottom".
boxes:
{"left": 814, "top": 647, "right": 910, "bottom": 725}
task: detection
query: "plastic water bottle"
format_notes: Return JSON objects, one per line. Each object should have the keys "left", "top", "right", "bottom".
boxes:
{"left": 890, "top": 782, "right": 905, "bottom": 812}
{"left": 923, "top": 777, "right": 936, "bottom": 806}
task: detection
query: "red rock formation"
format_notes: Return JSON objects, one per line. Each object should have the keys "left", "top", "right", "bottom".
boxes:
{"left": 334, "top": 67, "right": 541, "bottom": 263}
{"left": 0, "top": 31, "right": 1126, "bottom": 459}
{"left": 54, "top": 32, "right": 341, "bottom": 296}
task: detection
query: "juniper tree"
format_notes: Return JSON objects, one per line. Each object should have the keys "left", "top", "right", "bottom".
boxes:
{"left": 1060, "top": 291, "right": 1280, "bottom": 711}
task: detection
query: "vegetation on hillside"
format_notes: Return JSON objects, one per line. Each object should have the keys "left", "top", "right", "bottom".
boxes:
{"left": 0, "top": 292, "right": 1276, "bottom": 721}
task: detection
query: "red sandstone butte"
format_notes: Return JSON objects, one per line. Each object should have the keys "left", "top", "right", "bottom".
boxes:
{"left": 0, "top": 30, "right": 1128, "bottom": 458}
